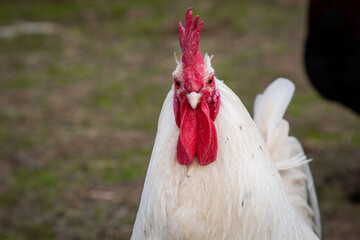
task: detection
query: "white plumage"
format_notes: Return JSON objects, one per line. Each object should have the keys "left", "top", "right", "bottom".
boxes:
{"left": 131, "top": 77, "right": 321, "bottom": 239}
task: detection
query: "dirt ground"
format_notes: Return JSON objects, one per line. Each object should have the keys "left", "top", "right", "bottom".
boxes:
{"left": 0, "top": 0, "right": 359, "bottom": 239}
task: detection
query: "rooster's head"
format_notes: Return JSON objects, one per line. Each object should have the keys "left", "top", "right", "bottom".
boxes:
{"left": 173, "top": 8, "right": 220, "bottom": 165}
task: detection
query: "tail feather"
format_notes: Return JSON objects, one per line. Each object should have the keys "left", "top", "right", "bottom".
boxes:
{"left": 253, "top": 78, "right": 321, "bottom": 238}
{"left": 302, "top": 163, "right": 322, "bottom": 239}
{"left": 253, "top": 78, "right": 294, "bottom": 144}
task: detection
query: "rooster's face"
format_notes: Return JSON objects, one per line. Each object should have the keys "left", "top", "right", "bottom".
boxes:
{"left": 172, "top": 8, "right": 220, "bottom": 166}
{"left": 173, "top": 54, "right": 218, "bottom": 111}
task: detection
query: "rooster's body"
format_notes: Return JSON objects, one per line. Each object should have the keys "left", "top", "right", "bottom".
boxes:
{"left": 131, "top": 8, "right": 320, "bottom": 240}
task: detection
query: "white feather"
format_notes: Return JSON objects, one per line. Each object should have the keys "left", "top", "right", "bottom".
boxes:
{"left": 131, "top": 79, "right": 319, "bottom": 240}
{"left": 203, "top": 53, "right": 214, "bottom": 80}
{"left": 302, "top": 163, "right": 322, "bottom": 238}
{"left": 253, "top": 78, "right": 321, "bottom": 238}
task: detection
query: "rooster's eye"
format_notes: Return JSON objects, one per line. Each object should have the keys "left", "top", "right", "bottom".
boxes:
{"left": 208, "top": 79, "right": 212, "bottom": 84}
{"left": 176, "top": 81, "right": 180, "bottom": 87}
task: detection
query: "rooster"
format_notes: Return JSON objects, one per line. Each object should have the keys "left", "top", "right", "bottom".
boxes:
{"left": 131, "top": 8, "right": 321, "bottom": 240}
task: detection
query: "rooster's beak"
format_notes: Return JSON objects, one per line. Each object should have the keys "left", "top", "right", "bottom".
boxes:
{"left": 187, "top": 92, "right": 202, "bottom": 109}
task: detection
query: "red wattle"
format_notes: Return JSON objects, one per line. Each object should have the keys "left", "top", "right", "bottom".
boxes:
{"left": 196, "top": 99, "right": 217, "bottom": 165}
{"left": 176, "top": 98, "right": 218, "bottom": 165}
{"left": 177, "top": 100, "right": 197, "bottom": 164}
{"left": 177, "top": 137, "right": 193, "bottom": 165}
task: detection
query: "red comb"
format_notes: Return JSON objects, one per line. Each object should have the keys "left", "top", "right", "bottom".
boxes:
{"left": 179, "top": 8, "right": 203, "bottom": 57}
{"left": 178, "top": 8, "right": 204, "bottom": 92}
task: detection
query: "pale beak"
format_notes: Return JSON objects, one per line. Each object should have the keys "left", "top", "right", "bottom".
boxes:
{"left": 187, "top": 92, "right": 202, "bottom": 109}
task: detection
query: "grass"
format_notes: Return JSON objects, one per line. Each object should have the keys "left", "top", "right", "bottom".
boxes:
{"left": 0, "top": 0, "right": 359, "bottom": 239}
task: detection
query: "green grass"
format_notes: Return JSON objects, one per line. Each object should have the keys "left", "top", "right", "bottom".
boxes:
{"left": 15, "top": 168, "right": 61, "bottom": 192}
{"left": 0, "top": 76, "right": 34, "bottom": 89}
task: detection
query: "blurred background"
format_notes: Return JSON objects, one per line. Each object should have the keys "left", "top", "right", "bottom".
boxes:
{"left": 0, "top": 0, "right": 359, "bottom": 239}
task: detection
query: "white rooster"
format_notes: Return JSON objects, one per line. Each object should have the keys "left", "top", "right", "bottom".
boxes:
{"left": 131, "top": 8, "right": 321, "bottom": 240}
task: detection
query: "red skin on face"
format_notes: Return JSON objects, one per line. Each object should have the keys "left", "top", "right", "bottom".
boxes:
{"left": 174, "top": 90, "right": 220, "bottom": 165}
{"left": 174, "top": 76, "right": 220, "bottom": 165}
